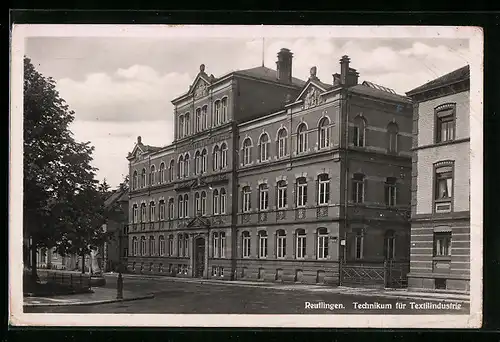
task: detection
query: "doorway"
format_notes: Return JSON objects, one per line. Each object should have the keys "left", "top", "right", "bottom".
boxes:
{"left": 194, "top": 237, "right": 205, "bottom": 278}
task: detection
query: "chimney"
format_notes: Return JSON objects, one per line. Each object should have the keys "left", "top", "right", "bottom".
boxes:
{"left": 332, "top": 73, "right": 341, "bottom": 86}
{"left": 340, "top": 55, "right": 350, "bottom": 85}
{"left": 347, "top": 68, "right": 359, "bottom": 86}
{"left": 276, "top": 48, "right": 293, "bottom": 84}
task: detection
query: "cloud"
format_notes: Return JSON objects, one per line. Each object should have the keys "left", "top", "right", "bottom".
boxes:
{"left": 57, "top": 65, "right": 191, "bottom": 122}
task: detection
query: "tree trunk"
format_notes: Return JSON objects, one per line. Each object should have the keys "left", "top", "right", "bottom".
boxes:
{"left": 31, "top": 237, "right": 38, "bottom": 282}
{"left": 81, "top": 253, "right": 86, "bottom": 274}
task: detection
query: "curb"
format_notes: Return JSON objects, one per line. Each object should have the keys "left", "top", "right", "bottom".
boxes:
{"left": 23, "top": 294, "right": 155, "bottom": 308}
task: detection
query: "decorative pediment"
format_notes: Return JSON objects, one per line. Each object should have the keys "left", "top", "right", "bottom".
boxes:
{"left": 127, "top": 143, "right": 145, "bottom": 162}
{"left": 192, "top": 79, "right": 209, "bottom": 99}
{"left": 187, "top": 215, "right": 211, "bottom": 228}
{"left": 296, "top": 82, "right": 327, "bottom": 109}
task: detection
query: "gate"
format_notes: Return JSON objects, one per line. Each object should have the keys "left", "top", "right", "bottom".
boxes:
{"left": 340, "top": 259, "right": 409, "bottom": 289}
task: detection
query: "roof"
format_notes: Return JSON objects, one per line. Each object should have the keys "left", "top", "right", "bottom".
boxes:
{"left": 350, "top": 83, "right": 411, "bottom": 103}
{"left": 406, "top": 65, "right": 470, "bottom": 96}
{"left": 234, "top": 66, "right": 306, "bottom": 88}
{"left": 104, "top": 187, "right": 128, "bottom": 208}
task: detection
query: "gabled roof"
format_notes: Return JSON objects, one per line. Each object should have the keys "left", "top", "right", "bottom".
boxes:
{"left": 127, "top": 139, "right": 162, "bottom": 161}
{"left": 406, "top": 65, "right": 470, "bottom": 96}
{"left": 104, "top": 187, "right": 128, "bottom": 208}
{"left": 233, "top": 66, "right": 306, "bottom": 88}
{"left": 295, "top": 78, "right": 333, "bottom": 102}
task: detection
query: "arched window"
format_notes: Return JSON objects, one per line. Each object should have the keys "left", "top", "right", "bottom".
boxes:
{"left": 159, "top": 200, "right": 165, "bottom": 220}
{"left": 168, "top": 235, "right": 174, "bottom": 256}
{"left": 195, "top": 151, "right": 201, "bottom": 175}
{"left": 177, "top": 234, "right": 183, "bottom": 257}
{"left": 353, "top": 115, "right": 366, "bottom": 147}
{"left": 202, "top": 105, "right": 208, "bottom": 130}
{"left": 195, "top": 192, "right": 201, "bottom": 215}
{"left": 277, "top": 128, "right": 288, "bottom": 158}
{"left": 387, "top": 122, "right": 399, "bottom": 153}
{"left": 178, "top": 115, "right": 184, "bottom": 138}
{"left": 318, "top": 117, "right": 330, "bottom": 149}
{"left": 183, "top": 153, "right": 190, "bottom": 178}
{"left": 195, "top": 107, "right": 201, "bottom": 132}
{"left": 178, "top": 156, "right": 184, "bottom": 179}
{"left": 213, "top": 145, "right": 220, "bottom": 171}
{"left": 297, "top": 123, "right": 308, "bottom": 154}
{"left": 352, "top": 173, "right": 365, "bottom": 203}
{"left": 318, "top": 174, "right": 330, "bottom": 205}
{"left": 242, "top": 231, "right": 251, "bottom": 258}
{"left": 183, "top": 233, "right": 189, "bottom": 257}
{"left": 296, "top": 177, "right": 308, "bottom": 207}
{"left": 149, "top": 236, "right": 156, "bottom": 256}
{"left": 140, "top": 203, "right": 147, "bottom": 223}
{"left": 178, "top": 195, "right": 184, "bottom": 218}
{"left": 295, "top": 229, "right": 306, "bottom": 259}
{"left": 242, "top": 138, "right": 252, "bottom": 165}
{"left": 168, "top": 198, "right": 174, "bottom": 220}
{"left": 159, "top": 162, "right": 165, "bottom": 184}
{"left": 201, "top": 149, "right": 207, "bottom": 173}
{"left": 132, "top": 237, "right": 138, "bottom": 256}
{"left": 159, "top": 235, "right": 166, "bottom": 256}
{"left": 140, "top": 236, "right": 147, "bottom": 256}
{"left": 150, "top": 165, "right": 156, "bottom": 185}
{"left": 221, "top": 143, "right": 228, "bottom": 168}
{"left": 317, "top": 227, "right": 329, "bottom": 259}
{"left": 141, "top": 168, "right": 147, "bottom": 188}
{"left": 221, "top": 97, "right": 228, "bottom": 123}
{"left": 258, "top": 230, "right": 268, "bottom": 258}
{"left": 220, "top": 188, "right": 227, "bottom": 214}
{"left": 184, "top": 112, "right": 190, "bottom": 136}
{"left": 183, "top": 194, "right": 189, "bottom": 218}
{"left": 259, "top": 133, "right": 270, "bottom": 161}
{"left": 213, "top": 189, "right": 219, "bottom": 215}
{"left": 149, "top": 201, "right": 156, "bottom": 222}
{"left": 259, "top": 183, "right": 269, "bottom": 211}
{"left": 219, "top": 232, "right": 226, "bottom": 258}
{"left": 213, "top": 232, "right": 219, "bottom": 258}
{"left": 277, "top": 180, "right": 287, "bottom": 209}
{"left": 276, "top": 230, "right": 286, "bottom": 258}
{"left": 384, "top": 230, "right": 396, "bottom": 260}
{"left": 201, "top": 191, "right": 207, "bottom": 216}
{"left": 435, "top": 103, "right": 456, "bottom": 143}
{"left": 169, "top": 159, "right": 175, "bottom": 182}
{"left": 242, "top": 186, "right": 251, "bottom": 212}
{"left": 132, "top": 171, "right": 138, "bottom": 190}
{"left": 132, "top": 204, "right": 138, "bottom": 223}
{"left": 214, "top": 100, "right": 221, "bottom": 126}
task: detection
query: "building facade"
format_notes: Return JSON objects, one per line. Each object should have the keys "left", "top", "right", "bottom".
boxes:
{"left": 126, "top": 49, "right": 413, "bottom": 285}
{"left": 406, "top": 65, "right": 470, "bottom": 292}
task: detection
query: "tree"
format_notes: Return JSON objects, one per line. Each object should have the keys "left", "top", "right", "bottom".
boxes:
{"left": 23, "top": 57, "right": 101, "bottom": 281}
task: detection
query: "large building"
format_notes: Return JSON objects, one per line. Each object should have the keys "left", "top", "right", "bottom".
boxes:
{"left": 406, "top": 65, "right": 470, "bottom": 292}
{"left": 126, "top": 49, "right": 413, "bottom": 285}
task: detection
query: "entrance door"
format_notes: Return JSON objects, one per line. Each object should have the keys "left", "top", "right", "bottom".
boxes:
{"left": 194, "top": 237, "right": 205, "bottom": 278}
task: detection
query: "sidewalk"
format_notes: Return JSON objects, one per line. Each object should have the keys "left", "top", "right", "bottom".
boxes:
{"left": 23, "top": 287, "right": 154, "bottom": 307}
{"left": 104, "top": 272, "right": 470, "bottom": 303}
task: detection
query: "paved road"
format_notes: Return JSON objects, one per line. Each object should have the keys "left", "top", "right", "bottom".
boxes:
{"left": 24, "top": 276, "right": 469, "bottom": 315}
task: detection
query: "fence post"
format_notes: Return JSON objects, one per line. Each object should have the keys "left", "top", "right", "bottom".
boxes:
{"left": 338, "top": 259, "right": 343, "bottom": 286}
{"left": 383, "top": 259, "right": 388, "bottom": 288}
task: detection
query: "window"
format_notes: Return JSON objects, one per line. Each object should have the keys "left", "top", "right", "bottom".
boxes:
{"left": 178, "top": 196, "right": 184, "bottom": 218}
{"left": 195, "top": 108, "right": 201, "bottom": 132}
{"left": 220, "top": 188, "right": 227, "bottom": 214}
{"left": 132, "top": 171, "right": 138, "bottom": 190}
{"left": 202, "top": 105, "right": 208, "bottom": 130}
{"left": 434, "top": 232, "right": 451, "bottom": 257}
{"left": 436, "top": 104, "right": 455, "bottom": 143}
{"left": 183, "top": 234, "right": 189, "bottom": 257}
{"left": 385, "top": 177, "right": 397, "bottom": 207}
{"left": 159, "top": 263, "right": 163, "bottom": 272}
{"left": 297, "top": 123, "right": 308, "bottom": 154}
{"left": 140, "top": 236, "right": 147, "bottom": 256}
{"left": 355, "top": 232, "right": 363, "bottom": 259}
{"left": 159, "top": 236, "right": 166, "bottom": 256}
{"left": 221, "top": 143, "right": 228, "bottom": 168}
{"left": 353, "top": 116, "right": 366, "bottom": 147}
{"left": 213, "top": 145, "right": 220, "bottom": 171}
{"left": 352, "top": 174, "right": 365, "bottom": 204}
{"left": 141, "top": 168, "right": 147, "bottom": 188}
{"left": 387, "top": 122, "right": 399, "bottom": 153}
{"left": 214, "top": 100, "right": 221, "bottom": 126}
{"left": 178, "top": 115, "right": 184, "bottom": 138}
{"left": 434, "top": 162, "right": 454, "bottom": 213}
{"left": 242, "top": 138, "right": 252, "bottom": 165}
{"left": 183, "top": 194, "right": 189, "bottom": 218}
{"left": 296, "top": 229, "right": 306, "bottom": 259}
{"left": 183, "top": 154, "right": 190, "bottom": 178}
{"left": 201, "top": 149, "right": 207, "bottom": 173}
{"left": 213, "top": 232, "right": 219, "bottom": 258}
{"left": 159, "top": 200, "right": 165, "bottom": 220}
{"left": 213, "top": 189, "right": 219, "bottom": 215}
{"left": 276, "top": 230, "right": 286, "bottom": 258}
{"left": 178, "top": 156, "right": 184, "bottom": 179}
{"left": 184, "top": 113, "right": 190, "bottom": 136}
{"left": 384, "top": 230, "right": 396, "bottom": 260}
{"left": 133, "top": 204, "right": 138, "bottom": 223}
{"left": 195, "top": 192, "right": 201, "bottom": 216}
{"left": 141, "top": 203, "right": 147, "bottom": 223}
{"left": 149, "top": 201, "right": 156, "bottom": 222}
{"left": 259, "top": 184, "right": 269, "bottom": 211}
{"left": 277, "top": 128, "right": 288, "bottom": 158}
{"left": 168, "top": 235, "right": 174, "bottom": 256}
{"left": 296, "top": 177, "right": 307, "bottom": 207}
{"left": 149, "top": 236, "right": 155, "bottom": 256}
{"left": 177, "top": 234, "right": 183, "bottom": 257}
{"left": 277, "top": 181, "right": 287, "bottom": 209}
{"left": 242, "top": 231, "right": 251, "bottom": 258}
{"left": 201, "top": 191, "right": 207, "bottom": 216}
{"left": 159, "top": 163, "right": 165, "bottom": 183}
{"left": 195, "top": 151, "right": 201, "bottom": 175}
{"left": 221, "top": 97, "right": 228, "bottom": 123}
{"left": 318, "top": 174, "right": 330, "bottom": 205}
{"left": 242, "top": 186, "right": 251, "bottom": 212}
{"left": 169, "top": 160, "right": 175, "bottom": 182}
{"left": 317, "top": 227, "right": 329, "bottom": 259}
{"left": 259, "top": 133, "right": 270, "bottom": 161}
{"left": 258, "top": 231, "right": 268, "bottom": 258}
{"left": 220, "top": 232, "right": 226, "bottom": 258}
{"left": 150, "top": 165, "right": 156, "bottom": 185}
{"left": 318, "top": 117, "right": 330, "bottom": 149}
{"left": 132, "top": 237, "right": 138, "bottom": 256}
{"left": 168, "top": 199, "right": 174, "bottom": 220}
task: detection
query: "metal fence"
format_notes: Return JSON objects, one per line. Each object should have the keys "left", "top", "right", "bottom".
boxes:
{"left": 339, "top": 259, "right": 409, "bottom": 288}
{"left": 37, "top": 270, "right": 92, "bottom": 291}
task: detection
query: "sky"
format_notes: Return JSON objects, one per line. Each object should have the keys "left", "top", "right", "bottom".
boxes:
{"left": 24, "top": 31, "right": 472, "bottom": 188}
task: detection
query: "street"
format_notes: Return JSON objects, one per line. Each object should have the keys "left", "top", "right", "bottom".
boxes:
{"left": 24, "top": 275, "right": 470, "bottom": 315}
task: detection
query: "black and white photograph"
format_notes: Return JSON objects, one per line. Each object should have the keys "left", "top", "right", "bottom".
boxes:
{"left": 9, "top": 25, "right": 483, "bottom": 328}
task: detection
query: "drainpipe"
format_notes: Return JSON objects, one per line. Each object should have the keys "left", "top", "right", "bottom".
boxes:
{"left": 343, "top": 89, "right": 350, "bottom": 262}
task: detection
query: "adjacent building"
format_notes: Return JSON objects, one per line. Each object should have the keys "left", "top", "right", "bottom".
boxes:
{"left": 406, "top": 65, "right": 470, "bottom": 292}
{"left": 126, "top": 49, "right": 413, "bottom": 285}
